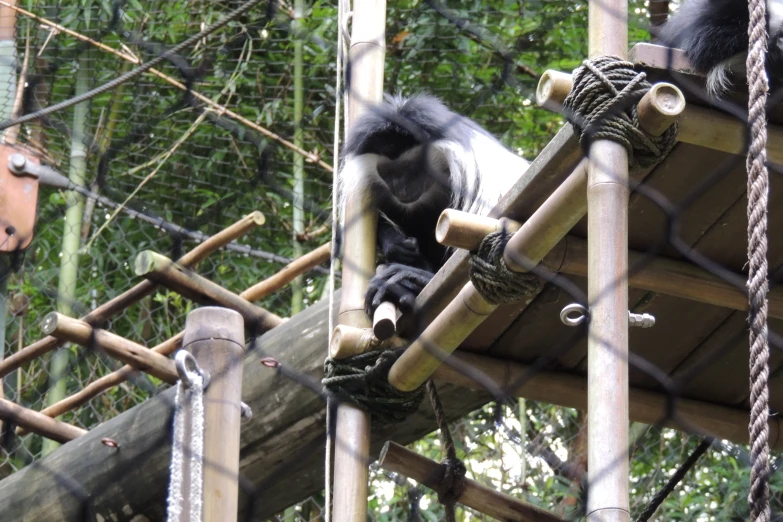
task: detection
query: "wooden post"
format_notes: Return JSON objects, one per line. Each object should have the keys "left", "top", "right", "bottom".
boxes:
{"left": 332, "top": 1, "right": 387, "bottom": 520}
{"left": 182, "top": 307, "right": 245, "bottom": 522}
{"left": 379, "top": 441, "right": 565, "bottom": 522}
{"left": 587, "top": 1, "right": 630, "bottom": 520}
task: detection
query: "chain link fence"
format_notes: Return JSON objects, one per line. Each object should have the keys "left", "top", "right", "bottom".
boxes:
{"left": 0, "top": 0, "right": 776, "bottom": 520}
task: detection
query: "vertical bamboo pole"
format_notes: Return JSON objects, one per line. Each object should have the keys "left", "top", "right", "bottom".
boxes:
{"left": 182, "top": 307, "right": 245, "bottom": 522}
{"left": 291, "top": 0, "right": 306, "bottom": 315}
{"left": 586, "top": 1, "right": 630, "bottom": 521}
{"left": 45, "top": 49, "right": 90, "bottom": 456}
{"left": 333, "top": 1, "right": 386, "bottom": 520}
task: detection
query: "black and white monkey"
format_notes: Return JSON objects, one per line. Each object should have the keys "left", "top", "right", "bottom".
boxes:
{"left": 338, "top": 94, "right": 530, "bottom": 319}
{"left": 657, "top": 0, "right": 783, "bottom": 96}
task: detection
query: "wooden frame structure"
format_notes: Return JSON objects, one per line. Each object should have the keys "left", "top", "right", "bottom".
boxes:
{"left": 1, "top": 0, "right": 781, "bottom": 520}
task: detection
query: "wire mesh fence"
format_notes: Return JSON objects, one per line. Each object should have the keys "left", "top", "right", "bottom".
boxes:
{"left": 0, "top": 0, "right": 777, "bottom": 520}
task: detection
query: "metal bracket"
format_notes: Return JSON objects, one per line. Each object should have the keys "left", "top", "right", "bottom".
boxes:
{"left": 8, "top": 153, "right": 72, "bottom": 190}
{"left": 559, "top": 303, "right": 655, "bottom": 328}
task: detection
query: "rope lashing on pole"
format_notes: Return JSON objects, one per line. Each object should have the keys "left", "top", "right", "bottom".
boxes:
{"left": 563, "top": 56, "right": 678, "bottom": 168}
{"left": 468, "top": 230, "right": 540, "bottom": 305}
{"left": 166, "top": 351, "right": 209, "bottom": 522}
{"left": 746, "top": 0, "right": 772, "bottom": 519}
{"left": 322, "top": 349, "right": 425, "bottom": 428}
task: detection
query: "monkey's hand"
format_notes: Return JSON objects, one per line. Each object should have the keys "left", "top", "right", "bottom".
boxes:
{"left": 365, "top": 263, "right": 434, "bottom": 318}
{"left": 377, "top": 223, "right": 424, "bottom": 267}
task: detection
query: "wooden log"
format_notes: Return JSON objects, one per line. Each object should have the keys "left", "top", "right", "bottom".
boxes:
{"left": 41, "top": 312, "right": 177, "bottom": 383}
{"left": 437, "top": 211, "right": 783, "bottom": 319}
{"left": 433, "top": 351, "right": 783, "bottom": 451}
{"left": 0, "top": 398, "right": 86, "bottom": 443}
{"left": 0, "top": 297, "right": 495, "bottom": 522}
{"left": 378, "top": 441, "right": 564, "bottom": 522}
{"left": 134, "top": 250, "right": 283, "bottom": 332}
{"left": 27, "top": 244, "right": 322, "bottom": 431}
{"left": 183, "top": 307, "right": 245, "bottom": 522}
{"left": 0, "top": 211, "right": 265, "bottom": 379}
{"left": 586, "top": 2, "right": 630, "bottom": 520}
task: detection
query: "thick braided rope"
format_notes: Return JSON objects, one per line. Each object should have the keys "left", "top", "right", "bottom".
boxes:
{"left": 469, "top": 231, "right": 540, "bottom": 305}
{"left": 635, "top": 438, "right": 712, "bottom": 522}
{"left": 747, "top": 0, "right": 771, "bottom": 520}
{"left": 426, "top": 380, "right": 466, "bottom": 522}
{"left": 166, "top": 373, "right": 205, "bottom": 522}
{"left": 563, "top": 56, "right": 678, "bottom": 168}
{"left": 322, "top": 349, "right": 425, "bottom": 428}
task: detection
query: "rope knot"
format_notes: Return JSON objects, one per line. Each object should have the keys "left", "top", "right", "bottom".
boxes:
{"left": 469, "top": 230, "right": 540, "bottom": 305}
{"left": 563, "top": 56, "right": 677, "bottom": 168}
{"left": 438, "top": 457, "right": 467, "bottom": 507}
{"left": 322, "top": 349, "right": 424, "bottom": 428}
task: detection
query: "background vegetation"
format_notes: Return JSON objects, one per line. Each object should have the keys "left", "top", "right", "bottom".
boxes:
{"left": 0, "top": 0, "right": 776, "bottom": 520}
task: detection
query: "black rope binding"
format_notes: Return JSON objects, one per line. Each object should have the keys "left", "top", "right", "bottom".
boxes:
{"left": 426, "top": 380, "right": 466, "bottom": 522}
{"left": 469, "top": 230, "right": 540, "bottom": 305}
{"left": 322, "top": 349, "right": 424, "bottom": 428}
{"left": 563, "top": 56, "right": 678, "bottom": 168}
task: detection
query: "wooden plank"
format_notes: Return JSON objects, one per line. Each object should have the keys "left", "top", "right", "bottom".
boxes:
{"left": 0, "top": 294, "right": 492, "bottom": 521}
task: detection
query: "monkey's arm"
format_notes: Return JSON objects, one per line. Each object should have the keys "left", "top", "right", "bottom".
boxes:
{"left": 377, "top": 219, "right": 430, "bottom": 268}
{"left": 364, "top": 263, "right": 434, "bottom": 319}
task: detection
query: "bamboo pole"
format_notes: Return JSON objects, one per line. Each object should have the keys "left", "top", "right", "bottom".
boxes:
{"left": 134, "top": 250, "right": 284, "bottom": 332}
{"left": 243, "top": 243, "right": 330, "bottom": 301}
{"left": 433, "top": 351, "right": 783, "bottom": 451}
{"left": 332, "top": 0, "right": 387, "bottom": 519}
{"left": 586, "top": 1, "right": 630, "bottom": 520}
{"left": 291, "top": 0, "right": 306, "bottom": 315}
{"left": 387, "top": 81, "right": 683, "bottom": 392}
{"left": 44, "top": 51, "right": 91, "bottom": 455}
{"left": 0, "top": 212, "right": 265, "bottom": 379}
{"left": 379, "top": 441, "right": 565, "bottom": 522}
{"left": 0, "top": 398, "right": 86, "bottom": 443}
{"left": 41, "top": 313, "right": 177, "bottom": 383}
{"left": 183, "top": 307, "right": 245, "bottom": 522}
{"left": 436, "top": 211, "right": 781, "bottom": 318}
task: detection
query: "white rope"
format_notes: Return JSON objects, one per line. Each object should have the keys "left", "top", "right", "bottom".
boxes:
{"left": 325, "top": 2, "right": 350, "bottom": 520}
{"left": 166, "top": 368, "right": 205, "bottom": 522}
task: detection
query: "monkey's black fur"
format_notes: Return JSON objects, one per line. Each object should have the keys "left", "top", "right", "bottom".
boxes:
{"left": 658, "top": 0, "right": 783, "bottom": 95}
{"left": 339, "top": 94, "right": 528, "bottom": 319}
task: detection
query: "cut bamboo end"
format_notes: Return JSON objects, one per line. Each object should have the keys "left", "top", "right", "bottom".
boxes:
{"left": 372, "top": 301, "right": 399, "bottom": 341}
{"left": 536, "top": 70, "right": 574, "bottom": 112}
{"left": 248, "top": 210, "right": 266, "bottom": 226}
{"left": 379, "top": 441, "right": 565, "bottom": 522}
{"left": 637, "top": 82, "right": 686, "bottom": 136}
{"left": 436, "top": 209, "right": 521, "bottom": 250}
{"left": 330, "top": 324, "right": 377, "bottom": 359}
{"left": 134, "top": 250, "right": 171, "bottom": 276}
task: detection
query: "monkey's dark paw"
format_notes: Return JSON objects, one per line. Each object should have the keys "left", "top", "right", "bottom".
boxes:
{"left": 381, "top": 235, "right": 422, "bottom": 266}
{"left": 365, "top": 263, "right": 434, "bottom": 318}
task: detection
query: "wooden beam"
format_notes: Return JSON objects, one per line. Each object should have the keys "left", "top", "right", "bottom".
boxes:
{"left": 0, "top": 294, "right": 493, "bottom": 521}
{"left": 379, "top": 441, "right": 564, "bottom": 522}
{"left": 41, "top": 313, "right": 177, "bottom": 383}
{"left": 432, "top": 351, "right": 783, "bottom": 452}
{"left": 134, "top": 250, "right": 283, "bottom": 332}
{"left": 0, "top": 398, "right": 86, "bottom": 443}
{"left": 0, "top": 211, "right": 265, "bottom": 379}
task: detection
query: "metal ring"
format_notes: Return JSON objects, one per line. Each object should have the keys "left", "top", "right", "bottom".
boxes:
{"left": 560, "top": 303, "right": 588, "bottom": 327}
{"left": 240, "top": 402, "right": 253, "bottom": 420}
{"left": 174, "top": 351, "right": 210, "bottom": 389}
